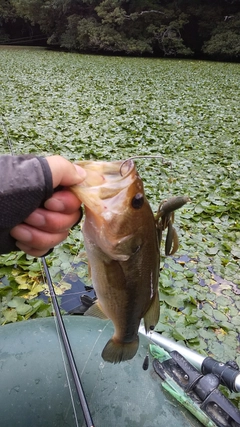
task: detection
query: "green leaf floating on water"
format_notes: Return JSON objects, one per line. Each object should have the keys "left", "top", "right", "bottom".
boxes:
{"left": 231, "top": 246, "right": 240, "bottom": 259}
{"left": 206, "top": 247, "right": 219, "bottom": 256}
{"left": 2, "top": 308, "right": 18, "bottom": 323}
{"left": 8, "top": 297, "right": 32, "bottom": 315}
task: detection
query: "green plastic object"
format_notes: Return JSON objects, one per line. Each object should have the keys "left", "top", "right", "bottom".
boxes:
{"left": 0, "top": 316, "right": 203, "bottom": 427}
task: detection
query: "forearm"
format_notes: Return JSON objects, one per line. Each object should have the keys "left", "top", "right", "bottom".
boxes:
{"left": 0, "top": 155, "right": 53, "bottom": 254}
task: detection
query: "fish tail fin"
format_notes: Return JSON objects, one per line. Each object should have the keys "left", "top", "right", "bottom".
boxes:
{"left": 101, "top": 337, "right": 139, "bottom": 364}
{"left": 144, "top": 290, "right": 160, "bottom": 332}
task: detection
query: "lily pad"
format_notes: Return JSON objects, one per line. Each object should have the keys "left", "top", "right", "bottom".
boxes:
{"left": 8, "top": 297, "right": 32, "bottom": 315}
{"left": 0, "top": 50, "right": 239, "bottom": 412}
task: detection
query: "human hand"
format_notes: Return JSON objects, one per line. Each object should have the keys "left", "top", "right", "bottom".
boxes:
{"left": 10, "top": 156, "right": 86, "bottom": 257}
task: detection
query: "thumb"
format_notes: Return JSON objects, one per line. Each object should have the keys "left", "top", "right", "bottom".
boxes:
{"left": 46, "top": 156, "right": 87, "bottom": 188}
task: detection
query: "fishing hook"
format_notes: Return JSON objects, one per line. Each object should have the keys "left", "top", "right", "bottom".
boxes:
{"left": 119, "top": 155, "right": 172, "bottom": 176}
{"left": 1, "top": 116, "right": 95, "bottom": 427}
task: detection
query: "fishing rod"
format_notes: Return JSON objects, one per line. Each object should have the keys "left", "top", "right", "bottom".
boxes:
{"left": 139, "top": 325, "right": 240, "bottom": 393}
{"left": 41, "top": 257, "right": 95, "bottom": 427}
{"left": 1, "top": 117, "right": 95, "bottom": 427}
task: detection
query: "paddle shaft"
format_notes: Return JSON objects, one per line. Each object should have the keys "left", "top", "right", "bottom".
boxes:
{"left": 139, "top": 326, "right": 240, "bottom": 393}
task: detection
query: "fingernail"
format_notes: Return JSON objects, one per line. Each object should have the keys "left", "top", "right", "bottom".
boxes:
{"left": 74, "top": 164, "right": 87, "bottom": 180}
{"left": 11, "top": 226, "right": 32, "bottom": 242}
{"left": 44, "top": 197, "right": 65, "bottom": 211}
{"left": 26, "top": 212, "right": 46, "bottom": 227}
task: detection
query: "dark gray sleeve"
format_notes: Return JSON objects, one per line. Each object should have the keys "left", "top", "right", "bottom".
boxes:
{"left": 0, "top": 155, "right": 53, "bottom": 254}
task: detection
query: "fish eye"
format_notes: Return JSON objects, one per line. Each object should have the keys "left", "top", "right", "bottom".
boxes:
{"left": 131, "top": 193, "right": 144, "bottom": 209}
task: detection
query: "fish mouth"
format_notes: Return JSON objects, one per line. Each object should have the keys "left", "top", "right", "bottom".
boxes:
{"left": 76, "top": 159, "right": 134, "bottom": 186}
{"left": 71, "top": 160, "right": 137, "bottom": 212}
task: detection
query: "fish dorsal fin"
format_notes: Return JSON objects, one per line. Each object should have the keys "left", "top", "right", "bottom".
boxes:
{"left": 84, "top": 300, "right": 109, "bottom": 320}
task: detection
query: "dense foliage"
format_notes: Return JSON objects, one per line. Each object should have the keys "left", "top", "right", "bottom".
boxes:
{"left": 1, "top": 0, "right": 240, "bottom": 60}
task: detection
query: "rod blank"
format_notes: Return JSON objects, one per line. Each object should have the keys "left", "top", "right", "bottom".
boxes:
{"left": 41, "top": 257, "right": 94, "bottom": 427}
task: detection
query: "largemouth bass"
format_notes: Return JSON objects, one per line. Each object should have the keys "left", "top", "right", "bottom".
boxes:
{"left": 71, "top": 160, "right": 160, "bottom": 363}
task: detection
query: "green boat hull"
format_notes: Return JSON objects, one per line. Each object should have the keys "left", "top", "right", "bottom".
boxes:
{"left": 0, "top": 316, "right": 203, "bottom": 427}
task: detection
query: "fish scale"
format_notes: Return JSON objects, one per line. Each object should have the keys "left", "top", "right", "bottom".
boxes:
{"left": 71, "top": 159, "right": 188, "bottom": 363}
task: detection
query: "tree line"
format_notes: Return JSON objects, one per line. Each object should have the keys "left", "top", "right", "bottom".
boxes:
{"left": 1, "top": 0, "right": 240, "bottom": 61}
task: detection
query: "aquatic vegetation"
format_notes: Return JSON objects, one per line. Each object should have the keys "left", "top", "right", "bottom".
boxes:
{"left": 0, "top": 48, "right": 239, "bottom": 383}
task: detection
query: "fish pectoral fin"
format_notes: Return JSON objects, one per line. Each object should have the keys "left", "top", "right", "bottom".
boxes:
{"left": 102, "top": 337, "right": 139, "bottom": 363}
{"left": 143, "top": 291, "right": 160, "bottom": 333}
{"left": 84, "top": 301, "right": 109, "bottom": 320}
{"left": 111, "top": 235, "right": 143, "bottom": 261}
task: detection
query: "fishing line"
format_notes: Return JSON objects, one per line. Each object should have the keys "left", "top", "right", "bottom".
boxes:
{"left": 1, "top": 116, "right": 94, "bottom": 427}
{"left": 41, "top": 269, "right": 80, "bottom": 427}
{"left": 41, "top": 257, "right": 94, "bottom": 427}
{"left": 119, "top": 155, "right": 172, "bottom": 176}
{"left": 53, "top": 154, "right": 172, "bottom": 294}
{"left": 0, "top": 117, "right": 14, "bottom": 154}
{"left": 1, "top": 36, "right": 47, "bottom": 45}
{"left": 49, "top": 236, "right": 89, "bottom": 296}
